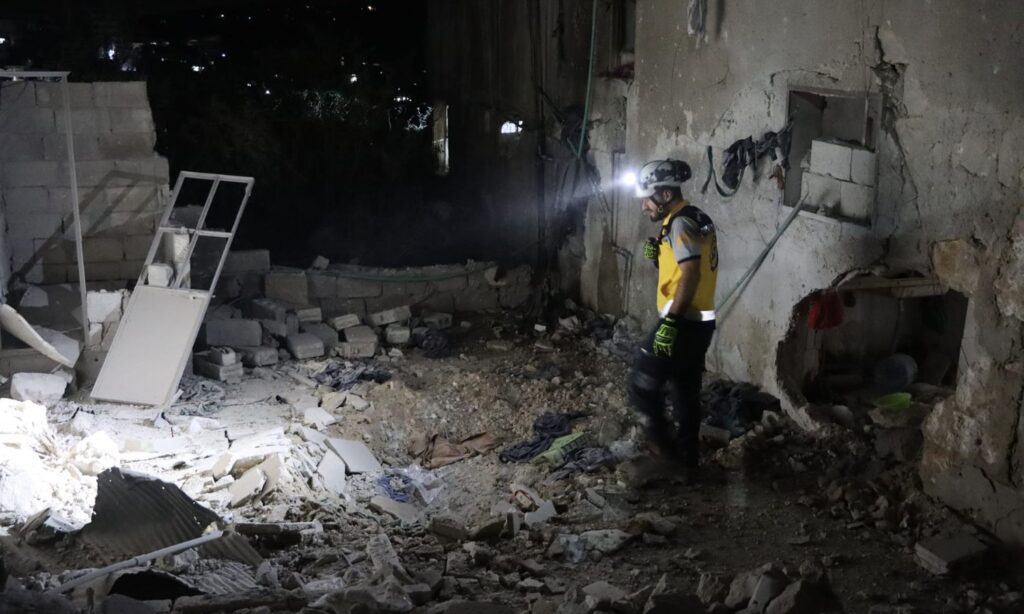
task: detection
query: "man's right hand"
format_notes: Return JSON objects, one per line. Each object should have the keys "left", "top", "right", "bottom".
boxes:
{"left": 643, "top": 237, "right": 659, "bottom": 266}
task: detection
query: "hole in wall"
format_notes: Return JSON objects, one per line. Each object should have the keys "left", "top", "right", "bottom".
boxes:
{"left": 776, "top": 271, "right": 967, "bottom": 410}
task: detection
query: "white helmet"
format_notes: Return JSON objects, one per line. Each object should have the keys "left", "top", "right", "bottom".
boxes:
{"left": 635, "top": 159, "right": 693, "bottom": 198}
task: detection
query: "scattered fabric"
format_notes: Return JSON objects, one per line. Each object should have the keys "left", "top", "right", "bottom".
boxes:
{"left": 549, "top": 447, "right": 618, "bottom": 481}
{"left": 702, "top": 380, "right": 781, "bottom": 436}
{"left": 313, "top": 362, "right": 391, "bottom": 390}
{"left": 532, "top": 432, "right": 589, "bottom": 466}
{"left": 498, "top": 411, "right": 588, "bottom": 463}
{"left": 808, "top": 291, "right": 845, "bottom": 330}
{"left": 408, "top": 432, "right": 500, "bottom": 469}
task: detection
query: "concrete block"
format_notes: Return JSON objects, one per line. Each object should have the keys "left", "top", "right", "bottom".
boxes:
{"left": 0, "top": 134, "right": 45, "bottom": 161}
{"left": 68, "top": 262, "right": 121, "bottom": 282}
{"left": 1, "top": 108, "right": 55, "bottom": 134}
{"left": 92, "top": 82, "right": 150, "bottom": 108}
{"left": 118, "top": 260, "right": 145, "bottom": 281}
{"left": 286, "top": 333, "right": 325, "bottom": 360}
{"left": 35, "top": 82, "right": 94, "bottom": 109}
{"left": 328, "top": 314, "right": 361, "bottom": 331}
{"left": 292, "top": 306, "right": 322, "bottom": 323}
{"left": 83, "top": 237, "right": 124, "bottom": 262}
{"left": 850, "top": 148, "right": 877, "bottom": 186}
{"left": 381, "top": 280, "right": 429, "bottom": 297}
{"left": 260, "top": 319, "right": 289, "bottom": 339}
{"left": 454, "top": 289, "right": 500, "bottom": 312}
{"left": 337, "top": 340, "right": 377, "bottom": 358}
{"left": 205, "top": 319, "right": 262, "bottom": 347}
{"left": 321, "top": 298, "right": 367, "bottom": 318}
{"left": 193, "top": 354, "right": 243, "bottom": 383}
{"left": 229, "top": 467, "right": 266, "bottom": 507}
{"left": 124, "top": 235, "right": 152, "bottom": 260}
{"left": 223, "top": 250, "right": 271, "bottom": 274}
{"left": 108, "top": 108, "right": 155, "bottom": 133}
{"left": 308, "top": 272, "right": 338, "bottom": 299}
{"left": 0, "top": 81, "right": 37, "bottom": 108}
{"left": 800, "top": 171, "right": 842, "bottom": 210}
{"left": 55, "top": 109, "right": 111, "bottom": 134}
{"left": 336, "top": 277, "right": 382, "bottom": 298}
{"left": 146, "top": 263, "right": 174, "bottom": 287}
{"left": 69, "top": 160, "right": 119, "bottom": 188}
{"left": 44, "top": 133, "right": 102, "bottom": 161}
{"left": 87, "top": 290, "right": 125, "bottom": 323}
{"left": 106, "top": 185, "right": 163, "bottom": 214}
{"left": 385, "top": 324, "right": 411, "bottom": 345}
{"left": 265, "top": 270, "right": 309, "bottom": 305}
{"left": 247, "top": 298, "right": 287, "bottom": 321}
{"left": 207, "top": 347, "right": 238, "bottom": 365}
{"left": 421, "top": 312, "right": 454, "bottom": 330}
{"left": 11, "top": 372, "right": 68, "bottom": 406}
{"left": 286, "top": 314, "right": 300, "bottom": 335}
{"left": 3, "top": 187, "right": 50, "bottom": 213}
{"left": 839, "top": 181, "right": 874, "bottom": 221}
{"left": 6, "top": 211, "right": 63, "bottom": 239}
{"left": 96, "top": 132, "right": 157, "bottom": 159}
{"left": 235, "top": 346, "right": 279, "bottom": 367}
{"left": 3, "top": 161, "right": 60, "bottom": 187}
{"left": 86, "top": 322, "right": 103, "bottom": 348}
{"left": 301, "top": 322, "right": 339, "bottom": 349}
{"left": 344, "top": 325, "right": 378, "bottom": 343}
{"left": 431, "top": 275, "right": 468, "bottom": 293}
{"left": 367, "top": 305, "right": 412, "bottom": 326}
{"left": 809, "top": 138, "right": 853, "bottom": 181}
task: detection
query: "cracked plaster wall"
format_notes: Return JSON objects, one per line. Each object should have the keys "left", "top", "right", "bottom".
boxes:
{"left": 574, "top": 0, "right": 1024, "bottom": 541}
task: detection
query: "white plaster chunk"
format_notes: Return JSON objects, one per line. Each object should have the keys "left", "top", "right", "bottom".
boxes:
{"left": 850, "top": 148, "right": 877, "bottom": 186}
{"left": 325, "top": 438, "right": 381, "bottom": 474}
{"left": 839, "top": 181, "right": 874, "bottom": 221}
{"left": 800, "top": 171, "right": 841, "bottom": 210}
{"left": 303, "top": 406, "right": 336, "bottom": 429}
{"left": 147, "top": 263, "right": 175, "bottom": 287}
{"left": 68, "top": 431, "right": 120, "bottom": 476}
{"left": 87, "top": 290, "right": 125, "bottom": 324}
{"left": 228, "top": 467, "right": 267, "bottom": 507}
{"left": 10, "top": 372, "right": 67, "bottom": 406}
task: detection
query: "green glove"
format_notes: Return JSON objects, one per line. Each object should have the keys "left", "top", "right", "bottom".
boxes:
{"left": 643, "top": 237, "right": 660, "bottom": 267}
{"left": 653, "top": 315, "right": 678, "bottom": 358}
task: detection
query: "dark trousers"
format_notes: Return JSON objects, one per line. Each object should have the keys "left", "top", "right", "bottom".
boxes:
{"left": 628, "top": 318, "right": 715, "bottom": 466}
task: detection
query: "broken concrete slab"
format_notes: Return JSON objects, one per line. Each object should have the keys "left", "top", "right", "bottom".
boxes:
{"left": 580, "top": 529, "right": 632, "bottom": 555}
{"left": 10, "top": 372, "right": 68, "bottom": 405}
{"left": 385, "top": 323, "right": 411, "bottom": 345}
{"left": 316, "top": 451, "right": 347, "bottom": 497}
{"left": 286, "top": 333, "right": 324, "bottom": 360}
{"left": 248, "top": 298, "right": 288, "bottom": 322}
{"left": 265, "top": 270, "right": 309, "bottom": 306}
{"left": 303, "top": 406, "right": 336, "bottom": 429}
{"left": 369, "top": 495, "right": 419, "bottom": 524}
{"left": 229, "top": 467, "right": 267, "bottom": 508}
{"left": 292, "top": 306, "right": 322, "bottom": 323}
{"left": 193, "top": 354, "right": 243, "bottom": 384}
{"left": 205, "top": 319, "right": 262, "bottom": 347}
{"left": 236, "top": 346, "right": 279, "bottom": 367}
{"left": 914, "top": 533, "right": 989, "bottom": 575}
{"left": 325, "top": 438, "right": 382, "bottom": 474}
{"left": 0, "top": 304, "right": 78, "bottom": 367}
{"left": 343, "top": 325, "right": 378, "bottom": 343}
{"left": 337, "top": 340, "right": 377, "bottom": 359}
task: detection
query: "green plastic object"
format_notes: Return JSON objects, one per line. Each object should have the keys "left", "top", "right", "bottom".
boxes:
{"left": 873, "top": 392, "right": 912, "bottom": 411}
{"left": 532, "top": 432, "right": 588, "bottom": 465}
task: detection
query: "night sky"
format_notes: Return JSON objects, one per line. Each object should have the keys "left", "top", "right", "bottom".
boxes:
{"left": 1, "top": 1, "right": 439, "bottom": 265}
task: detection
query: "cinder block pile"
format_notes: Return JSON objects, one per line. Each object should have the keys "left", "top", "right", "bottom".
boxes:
{"left": 800, "top": 138, "right": 877, "bottom": 222}
{"left": 0, "top": 81, "right": 170, "bottom": 285}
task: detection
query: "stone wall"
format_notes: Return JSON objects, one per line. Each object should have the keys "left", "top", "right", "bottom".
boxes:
{"left": 257, "top": 262, "right": 533, "bottom": 319}
{"left": 0, "top": 80, "right": 169, "bottom": 291}
{"left": 567, "top": 1, "right": 1024, "bottom": 542}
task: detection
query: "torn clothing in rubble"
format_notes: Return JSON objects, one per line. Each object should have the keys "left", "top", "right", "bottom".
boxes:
{"left": 701, "top": 380, "right": 781, "bottom": 436}
{"left": 498, "top": 411, "right": 588, "bottom": 463}
{"left": 313, "top": 363, "right": 391, "bottom": 390}
{"left": 548, "top": 447, "right": 617, "bottom": 481}
{"left": 408, "top": 432, "right": 500, "bottom": 469}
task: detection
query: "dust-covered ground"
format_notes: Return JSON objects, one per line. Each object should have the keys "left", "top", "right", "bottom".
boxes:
{"left": 2, "top": 311, "right": 1022, "bottom": 613}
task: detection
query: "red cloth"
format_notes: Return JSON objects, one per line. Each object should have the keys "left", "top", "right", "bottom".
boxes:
{"left": 807, "top": 291, "right": 844, "bottom": 330}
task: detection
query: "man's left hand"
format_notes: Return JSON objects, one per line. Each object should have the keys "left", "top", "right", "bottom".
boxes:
{"left": 653, "top": 315, "right": 678, "bottom": 357}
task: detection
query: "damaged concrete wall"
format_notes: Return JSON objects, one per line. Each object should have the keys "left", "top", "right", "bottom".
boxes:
{"left": 569, "top": 1, "right": 1024, "bottom": 542}
{"left": 0, "top": 81, "right": 169, "bottom": 290}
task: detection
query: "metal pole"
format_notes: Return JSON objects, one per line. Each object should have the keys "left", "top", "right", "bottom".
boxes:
{"left": 60, "top": 77, "right": 89, "bottom": 339}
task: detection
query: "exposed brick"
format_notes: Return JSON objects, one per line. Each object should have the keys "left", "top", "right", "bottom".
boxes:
{"left": 6, "top": 211, "right": 63, "bottom": 240}
{"left": 43, "top": 134, "right": 102, "bottom": 162}
{"left": 3, "top": 187, "right": 50, "bottom": 213}
{"left": 105, "top": 184, "right": 163, "bottom": 213}
{"left": 80, "top": 210, "right": 159, "bottom": 236}
{"left": 67, "top": 160, "right": 119, "bottom": 188}
{"left": 83, "top": 237, "right": 124, "bottom": 262}
{"left": 0, "top": 134, "right": 45, "bottom": 161}
{"left": 365, "top": 294, "right": 428, "bottom": 314}
{"left": 265, "top": 270, "right": 309, "bottom": 305}
{"left": 429, "top": 275, "right": 468, "bottom": 293}
{"left": 69, "top": 262, "right": 122, "bottom": 282}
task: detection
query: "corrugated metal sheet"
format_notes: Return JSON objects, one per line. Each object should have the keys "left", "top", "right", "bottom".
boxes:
{"left": 81, "top": 468, "right": 221, "bottom": 564}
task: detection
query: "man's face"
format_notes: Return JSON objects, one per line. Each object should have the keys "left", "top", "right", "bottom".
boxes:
{"left": 641, "top": 197, "right": 661, "bottom": 221}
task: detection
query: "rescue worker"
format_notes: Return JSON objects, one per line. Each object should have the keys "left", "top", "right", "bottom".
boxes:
{"left": 628, "top": 159, "right": 718, "bottom": 477}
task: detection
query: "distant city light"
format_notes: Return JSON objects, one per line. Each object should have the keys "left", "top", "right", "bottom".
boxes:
{"left": 221, "top": 52, "right": 227, "bottom": 58}
{"left": 0, "top": 38, "right": 7, "bottom": 45}
{"left": 367, "top": 5, "right": 377, "bottom": 10}
{"left": 349, "top": 74, "right": 358, "bottom": 83}
{"left": 500, "top": 120, "right": 524, "bottom": 135}
{"left": 106, "top": 46, "right": 116, "bottom": 60}
{"left": 394, "top": 96, "right": 412, "bottom": 103}
{"left": 191, "top": 65, "right": 204, "bottom": 72}
{"left": 264, "top": 89, "right": 271, "bottom": 95}
{"left": 219, "top": 13, "right": 225, "bottom": 18}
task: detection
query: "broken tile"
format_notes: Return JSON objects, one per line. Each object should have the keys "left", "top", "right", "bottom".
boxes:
{"left": 369, "top": 495, "right": 419, "bottom": 524}
{"left": 325, "top": 438, "right": 382, "bottom": 474}
{"left": 317, "top": 451, "right": 347, "bottom": 496}
{"left": 229, "top": 467, "right": 267, "bottom": 507}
